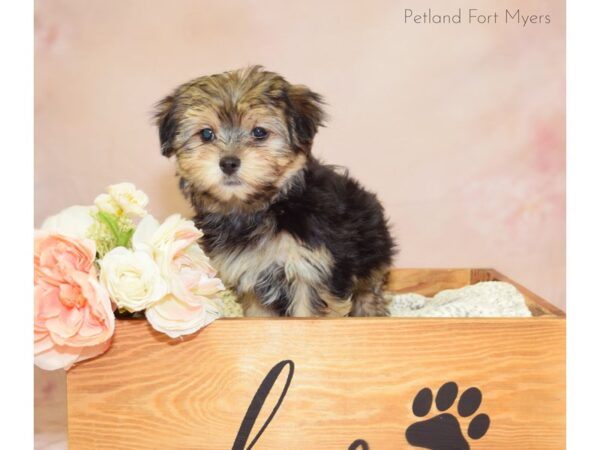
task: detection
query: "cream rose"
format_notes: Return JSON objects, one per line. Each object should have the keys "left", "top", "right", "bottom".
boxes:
{"left": 94, "top": 193, "right": 121, "bottom": 216}
{"left": 132, "top": 214, "right": 224, "bottom": 337}
{"left": 41, "top": 205, "right": 96, "bottom": 240}
{"left": 100, "top": 247, "right": 168, "bottom": 312}
{"left": 95, "top": 182, "right": 149, "bottom": 217}
{"left": 132, "top": 214, "right": 203, "bottom": 255}
{"left": 145, "top": 294, "right": 221, "bottom": 339}
{"left": 108, "top": 182, "right": 148, "bottom": 217}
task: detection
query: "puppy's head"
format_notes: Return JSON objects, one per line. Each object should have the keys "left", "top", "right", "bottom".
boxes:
{"left": 155, "top": 66, "right": 325, "bottom": 212}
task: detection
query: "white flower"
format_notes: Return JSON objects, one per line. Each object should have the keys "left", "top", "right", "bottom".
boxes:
{"left": 132, "top": 214, "right": 225, "bottom": 338}
{"left": 145, "top": 294, "right": 221, "bottom": 339}
{"left": 41, "top": 205, "right": 96, "bottom": 241}
{"left": 100, "top": 247, "right": 168, "bottom": 312}
{"left": 94, "top": 193, "right": 121, "bottom": 216}
{"left": 133, "top": 214, "right": 203, "bottom": 254}
{"left": 95, "top": 182, "right": 149, "bottom": 217}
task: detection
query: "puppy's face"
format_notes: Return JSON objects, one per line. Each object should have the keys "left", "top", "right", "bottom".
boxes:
{"left": 155, "top": 67, "right": 325, "bottom": 212}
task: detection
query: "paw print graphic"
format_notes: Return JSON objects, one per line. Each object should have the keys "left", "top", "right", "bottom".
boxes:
{"left": 405, "top": 382, "right": 490, "bottom": 450}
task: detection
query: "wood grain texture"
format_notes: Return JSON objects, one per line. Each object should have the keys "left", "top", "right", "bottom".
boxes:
{"left": 386, "top": 268, "right": 472, "bottom": 296}
{"left": 68, "top": 320, "right": 564, "bottom": 449}
{"left": 67, "top": 269, "right": 565, "bottom": 449}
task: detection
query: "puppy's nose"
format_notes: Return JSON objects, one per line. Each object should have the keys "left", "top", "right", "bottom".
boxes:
{"left": 219, "top": 156, "right": 241, "bottom": 175}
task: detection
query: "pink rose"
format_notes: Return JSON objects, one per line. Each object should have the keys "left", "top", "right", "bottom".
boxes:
{"left": 34, "top": 232, "right": 115, "bottom": 370}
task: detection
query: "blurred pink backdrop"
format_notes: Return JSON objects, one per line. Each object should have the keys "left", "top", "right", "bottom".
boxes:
{"left": 34, "top": 0, "right": 564, "bottom": 445}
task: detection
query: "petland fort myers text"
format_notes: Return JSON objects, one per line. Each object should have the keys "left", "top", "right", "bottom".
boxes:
{"left": 403, "top": 8, "right": 551, "bottom": 26}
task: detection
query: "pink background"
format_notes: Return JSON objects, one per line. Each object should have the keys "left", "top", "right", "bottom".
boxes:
{"left": 34, "top": 0, "right": 564, "bottom": 447}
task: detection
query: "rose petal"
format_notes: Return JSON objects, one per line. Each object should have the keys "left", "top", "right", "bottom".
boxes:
{"left": 41, "top": 205, "right": 96, "bottom": 241}
{"left": 34, "top": 345, "right": 81, "bottom": 371}
{"left": 132, "top": 214, "right": 160, "bottom": 255}
{"left": 77, "top": 309, "right": 107, "bottom": 338}
{"left": 46, "top": 307, "right": 83, "bottom": 342}
{"left": 196, "top": 277, "right": 226, "bottom": 296}
{"left": 34, "top": 284, "right": 62, "bottom": 321}
{"left": 34, "top": 333, "right": 55, "bottom": 354}
{"left": 145, "top": 295, "right": 219, "bottom": 339}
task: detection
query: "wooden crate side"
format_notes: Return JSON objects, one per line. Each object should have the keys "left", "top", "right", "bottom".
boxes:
{"left": 386, "top": 268, "right": 471, "bottom": 295}
{"left": 470, "top": 269, "right": 565, "bottom": 317}
{"left": 68, "top": 318, "right": 565, "bottom": 450}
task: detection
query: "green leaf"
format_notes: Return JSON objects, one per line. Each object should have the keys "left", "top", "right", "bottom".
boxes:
{"left": 118, "top": 227, "right": 135, "bottom": 248}
{"left": 96, "top": 211, "right": 120, "bottom": 240}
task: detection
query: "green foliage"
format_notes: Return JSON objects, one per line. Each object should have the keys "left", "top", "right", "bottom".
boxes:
{"left": 87, "top": 211, "right": 135, "bottom": 259}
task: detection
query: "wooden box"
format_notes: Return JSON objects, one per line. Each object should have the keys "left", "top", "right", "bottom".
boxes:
{"left": 67, "top": 269, "right": 565, "bottom": 449}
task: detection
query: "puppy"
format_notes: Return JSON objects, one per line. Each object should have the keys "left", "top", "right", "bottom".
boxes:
{"left": 155, "top": 66, "right": 395, "bottom": 317}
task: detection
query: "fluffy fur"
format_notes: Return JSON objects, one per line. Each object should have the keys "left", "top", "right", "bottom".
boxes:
{"left": 155, "top": 66, "right": 395, "bottom": 317}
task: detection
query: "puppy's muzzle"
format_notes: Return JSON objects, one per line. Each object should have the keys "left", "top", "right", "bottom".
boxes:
{"left": 219, "top": 156, "right": 241, "bottom": 175}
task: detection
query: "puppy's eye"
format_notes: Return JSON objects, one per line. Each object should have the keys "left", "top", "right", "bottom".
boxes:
{"left": 251, "top": 127, "right": 268, "bottom": 140}
{"left": 199, "top": 128, "right": 214, "bottom": 142}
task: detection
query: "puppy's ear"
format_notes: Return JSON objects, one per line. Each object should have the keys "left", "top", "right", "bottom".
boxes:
{"left": 287, "top": 85, "right": 326, "bottom": 153}
{"left": 154, "top": 95, "right": 178, "bottom": 157}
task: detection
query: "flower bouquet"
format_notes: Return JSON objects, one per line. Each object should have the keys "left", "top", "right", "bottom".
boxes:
{"left": 34, "top": 183, "right": 230, "bottom": 371}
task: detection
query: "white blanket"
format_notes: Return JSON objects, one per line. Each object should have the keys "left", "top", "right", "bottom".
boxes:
{"left": 387, "top": 281, "right": 532, "bottom": 317}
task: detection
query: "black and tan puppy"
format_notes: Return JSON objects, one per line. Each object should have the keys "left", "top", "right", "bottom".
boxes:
{"left": 155, "top": 66, "right": 395, "bottom": 317}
